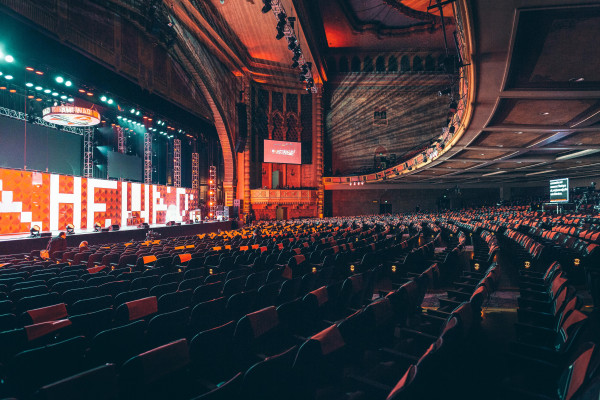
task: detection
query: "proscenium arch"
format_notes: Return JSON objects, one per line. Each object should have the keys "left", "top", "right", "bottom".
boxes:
{"left": 168, "top": 8, "right": 237, "bottom": 204}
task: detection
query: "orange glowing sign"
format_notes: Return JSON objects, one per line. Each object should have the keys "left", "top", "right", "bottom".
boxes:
{"left": 42, "top": 106, "right": 101, "bottom": 126}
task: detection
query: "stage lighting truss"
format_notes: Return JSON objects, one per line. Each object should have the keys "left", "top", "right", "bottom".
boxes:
{"left": 192, "top": 152, "right": 200, "bottom": 190}
{"left": 209, "top": 166, "right": 217, "bottom": 220}
{"left": 173, "top": 139, "right": 181, "bottom": 187}
{"left": 266, "top": 0, "right": 317, "bottom": 93}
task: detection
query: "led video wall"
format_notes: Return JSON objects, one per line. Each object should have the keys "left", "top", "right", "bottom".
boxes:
{"left": 0, "top": 168, "right": 198, "bottom": 235}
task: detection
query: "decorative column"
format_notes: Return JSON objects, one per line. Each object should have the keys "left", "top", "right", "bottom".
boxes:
{"left": 315, "top": 85, "right": 324, "bottom": 218}
{"left": 209, "top": 166, "right": 217, "bottom": 219}
{"left": 243, "top": 79, "right": 252, "bottom": 215}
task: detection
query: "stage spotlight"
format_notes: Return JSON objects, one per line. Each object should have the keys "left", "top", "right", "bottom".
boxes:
{"left": 261, "top": 0, "right": 271, "bottom": 13}
{"left": 299, "top": 73, "right": 306, "bottom": 82}
{"left": 292, "top": 50, "right": 301, "bottom": 62}
{"left": 66, "top": 224, "right": 75, "bottom": 235}
{"left": 30, "top": 225, "right": 41, "bottom": 238}
{"left": 55, "top": 76, "right": 64, "bottom": 84}
{"left": 449, "top": 125, "right": 456, "bottom": 134}
{"left": 291, "top": 61, "right": 299, "bottom": 69}
{"left": 94, "top": 223, "right": 102, "bottom": 232}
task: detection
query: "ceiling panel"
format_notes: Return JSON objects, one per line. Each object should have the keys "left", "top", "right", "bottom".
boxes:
{"left": 494, "top": 99, "right": 597, "bottom": 126}
{"left": 454, "top": 150, "right": 512, "bottom": 161}
{"left": 551, "top": 131, "right": 600, "bottom": 146}
{"left": 506, "top": 5, "right": 600, "bottom": 88}
{"left": 473, "top": 131, "right": 552, "bottom": 147}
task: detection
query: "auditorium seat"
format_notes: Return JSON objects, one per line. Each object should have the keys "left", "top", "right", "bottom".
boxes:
{"left": 146, "top": 307, "right": 191, "bottom": 348}
{"left": 89, "top": 320, "right": 146, "bottom": 366}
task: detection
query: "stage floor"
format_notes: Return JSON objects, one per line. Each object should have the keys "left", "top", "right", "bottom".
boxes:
{"left": 0, "top": 221, "right": 232, "bottom": 256}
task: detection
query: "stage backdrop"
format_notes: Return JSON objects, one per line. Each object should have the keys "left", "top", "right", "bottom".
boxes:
{"left": 0, "top": 168, "right": 198, "bottom": 234}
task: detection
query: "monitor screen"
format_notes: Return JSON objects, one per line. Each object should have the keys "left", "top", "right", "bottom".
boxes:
{"left": 263, "top": 139, "right": 302, "bottom": 164}
{"left": 550, "top": 178, "right": 569, "bottom": 203}
{"left": 107, "top": 151, "right": 143, "bottom": 182}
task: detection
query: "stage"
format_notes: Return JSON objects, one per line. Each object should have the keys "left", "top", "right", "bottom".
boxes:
{"left": 0, "top": 221, "right": 233, "bottom": 256}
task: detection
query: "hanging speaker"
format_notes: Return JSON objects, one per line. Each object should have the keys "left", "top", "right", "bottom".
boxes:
{"left": 235, "top": 103, "right": 248, "bottom": 153}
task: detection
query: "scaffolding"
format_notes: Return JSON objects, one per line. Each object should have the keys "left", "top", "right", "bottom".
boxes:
{"left": 117, "top": 125, "right": 125, "bottom": 154}
{"left": 192, "top": 152, "right": 199, "bottom": 190}
{"left": 83, "top": 127, "right": 94, "bottom": 178}
{"left": 144, "top": 131, "right": 152, "bottom": 184}
{"left": 209, "top": 165, "right": 217, "bottom": 219}
{"left": 173, "top": 139, "right": 181, "bottom": 187}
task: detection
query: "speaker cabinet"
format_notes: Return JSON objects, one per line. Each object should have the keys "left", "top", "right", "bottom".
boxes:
{"left": 109, "top": 224, "right": 120, "bottom": 231}
{"left": 138, "top": 223, "right": 149, "bottom": 229}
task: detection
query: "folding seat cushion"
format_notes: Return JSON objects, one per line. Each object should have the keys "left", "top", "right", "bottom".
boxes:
{"left": 190, "top": 321, "right": 238, "bottom": 384}
{"left": 115, "top": 296, "right": 158, "bottom": 323}
{"left": 70, "top": 295, "right": 113, "bottom": 315}
{"left": 21, "top": 303, "right": 68, "bottom": 325}
{"left": 69, "top": 307, "right": 113, "bottom": 339}
{"left": 9, "top": 336, "right": 87, "bottom": 398}
{"left": 36, "top": 363, "right": 118, "bottom": 400}
{"left": 157, "top": 289, "right": 193, "bottom": 313}
{"left": 189, "top": 297, "right": 227, "bottom": 334}
{"left": 89, "top": 320, "right": 146, "bottom": 365}
{"left": 241, "top": 346, "right": 298, "bottom": 400}
{"left": 146, "top": 307, "right": 191, "bottom": 348}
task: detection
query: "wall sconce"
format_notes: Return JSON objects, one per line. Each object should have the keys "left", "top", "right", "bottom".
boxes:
{"left": 312, "top": 267, "right": 317, "bottom": 274}
{"left": 262, "top": 168, "right": 266, "bottom": 175}
{"left": 474, "top": 263, "right": 480, "bottom": 271}
{"left": 290, "top": 169, "right": 295, "bottom": 176}
{"left": 350, "top": 265, "right": 355, "bottom": 273}
{"left": 391, "top": 265, "right": 397, "bottom": 273}
{"left": 574, "top": 258, "right": 581, "bottom": 267}
{"left": 524, "top": 261, "right": 531, "bottom": 269}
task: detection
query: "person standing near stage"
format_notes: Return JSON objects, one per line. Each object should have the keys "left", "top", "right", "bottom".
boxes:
{"left": 47, "top": 232, "right": 67, "bottom": 259}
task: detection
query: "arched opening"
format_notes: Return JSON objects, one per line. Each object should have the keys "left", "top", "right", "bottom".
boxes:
{"left": 375, "top": 56, "right": 385, "bottom": 72}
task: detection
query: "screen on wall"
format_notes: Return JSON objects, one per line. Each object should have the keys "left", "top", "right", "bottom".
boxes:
{"left": 108, "top": 151, "right": 143, "bottom": 182}
{"left": 550, "top": 178, "right": 569, "bottom": 203}
{"left": 263, "top": 140, "right": 302, "bottom": 164}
